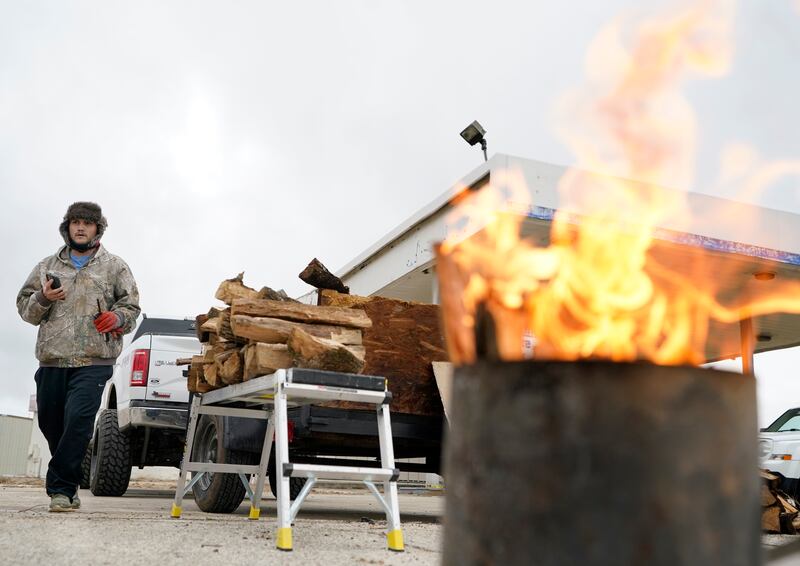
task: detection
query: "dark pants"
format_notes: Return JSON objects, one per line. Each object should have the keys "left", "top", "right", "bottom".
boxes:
{"left": 35, "top": 365, "right": 112, "bottom": 498}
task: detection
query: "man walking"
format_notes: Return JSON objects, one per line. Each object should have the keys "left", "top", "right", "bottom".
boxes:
{"left": 17, "top": 202, "right": 140, "bottom": 512}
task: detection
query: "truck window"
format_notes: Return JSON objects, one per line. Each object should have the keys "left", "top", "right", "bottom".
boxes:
{"left": 764, "top": 408, "right": 800, "bottom": 432}
{"left": 132, "top": 318, "right": 197, "bottom": 341}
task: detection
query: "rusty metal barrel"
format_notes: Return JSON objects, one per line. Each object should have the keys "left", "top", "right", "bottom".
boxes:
{"left": 442, "top": 360, "right": 761, "bottom": 566}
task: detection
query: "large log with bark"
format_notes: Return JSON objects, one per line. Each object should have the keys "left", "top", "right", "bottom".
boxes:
{"left": 319, "top": 289, "right": 448, "bottom": 416}
{"left": 230, "top": 314, "right": 362, "bottom": 345}
{"left": 232, "top": 298, "right": 370, "bottom": 328}
{"left": 299, "top": 258, "right": 349, "bottom": 293}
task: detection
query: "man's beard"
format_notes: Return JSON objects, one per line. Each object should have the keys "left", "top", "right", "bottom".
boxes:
{"left": 68, "top": 236, "right": 94, "bottom": 252}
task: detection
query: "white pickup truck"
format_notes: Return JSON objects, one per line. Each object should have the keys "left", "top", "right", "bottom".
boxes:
{"left": 82, "top": 316, "right": 201, "bottom": 496}
{"left": 760, "top": 407, "right": 800, "bottom": 498}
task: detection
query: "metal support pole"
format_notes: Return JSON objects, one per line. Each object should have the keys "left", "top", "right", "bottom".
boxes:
{"left": 248, "top": 415, "right": 274, "bottom": 520}
{"left": 740, "top": 317, "right": 755, "bottom": 375}
{"left": 171, "top": 395, "right": 202, "bottom": 518}
{"left": 376, "top": 402, "right": 404, "bottom": 552}
{"left": 274, "top": 376, "right": 293, "bottom": 551}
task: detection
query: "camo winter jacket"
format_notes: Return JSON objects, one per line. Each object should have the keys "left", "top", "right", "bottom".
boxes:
{"left": 16, "top": 245, "right": 141, "bottom": 367}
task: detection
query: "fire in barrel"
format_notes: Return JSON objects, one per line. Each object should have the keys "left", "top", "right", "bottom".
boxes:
{"left": 436, "top": 2, "right": 800, "bottom": 565}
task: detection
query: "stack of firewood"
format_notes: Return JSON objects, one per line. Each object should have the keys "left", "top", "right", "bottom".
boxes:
{"left": 181, "top": 258, "right": 449, "bottom": 419}
{"left": 184, "top": 269, "right": 371, "bottom": 393}
{"left": 762, "top": 469, "right": 800, "bottom": 534}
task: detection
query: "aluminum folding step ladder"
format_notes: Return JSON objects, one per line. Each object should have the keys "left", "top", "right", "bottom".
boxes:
{"left": 169, "top": 368, "right": 404, "bottom": 552}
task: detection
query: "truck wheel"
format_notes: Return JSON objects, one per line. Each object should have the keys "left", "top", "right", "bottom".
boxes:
{"left": 90, "top": 409, "right": 132, "bottom": 496}
{"left": 79, "top": 444, "right": 91, "bottom": 489}
{"left": 268, "top": 450, "right": 307, "bottom": 501}
{"left": 191, "top": 415, "right": 256, "bottom": 513}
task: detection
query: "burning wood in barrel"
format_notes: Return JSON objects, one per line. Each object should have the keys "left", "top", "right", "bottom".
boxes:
{"left": 434, "top": 3, "right": 800, "bottom": 566}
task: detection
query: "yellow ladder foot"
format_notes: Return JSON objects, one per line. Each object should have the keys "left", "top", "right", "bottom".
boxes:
{"left": 387, "top": 529, "right": 404, "bottom": 552}
{"left": 248, "top": 506, "right": 260, "bottom": 520}
{"left": 276, "top": 527, "right": 293, "bottom": 551}
{"left": 170, "top": 504, "right": 182, "bottom": 519}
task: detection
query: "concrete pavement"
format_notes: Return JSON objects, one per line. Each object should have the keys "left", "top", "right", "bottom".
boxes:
{"left": 0, "top": 478, "right": 443, "bottom": 565}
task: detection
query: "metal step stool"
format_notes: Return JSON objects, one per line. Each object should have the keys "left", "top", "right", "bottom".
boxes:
{"left": 169, "top": 368, "right": 404, "bottom": 552}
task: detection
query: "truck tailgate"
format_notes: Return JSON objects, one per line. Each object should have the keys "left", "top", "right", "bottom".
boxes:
{"left": 146, "top": 335, "right": 201, "bottom": 404}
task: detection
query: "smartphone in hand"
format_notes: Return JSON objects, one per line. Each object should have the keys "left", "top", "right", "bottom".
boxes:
{"left": 46, "top": 273, "right": 62, "bottom": 289}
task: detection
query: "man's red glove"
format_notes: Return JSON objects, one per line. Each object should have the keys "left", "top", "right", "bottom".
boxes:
{"left": 94, "top": 311, "right": 119, "bottom": 333}
{"left": 110, "top": 328, "right": 124, "bottom": 340}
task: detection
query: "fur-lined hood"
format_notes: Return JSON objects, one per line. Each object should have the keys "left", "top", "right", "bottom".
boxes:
{"left": 58, "top": 201, "right": 108, "bottom": 248}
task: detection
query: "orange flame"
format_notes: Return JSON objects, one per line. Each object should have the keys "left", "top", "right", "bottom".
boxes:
{"left": 438, "top": 1, "right": 800, "bottom": 366}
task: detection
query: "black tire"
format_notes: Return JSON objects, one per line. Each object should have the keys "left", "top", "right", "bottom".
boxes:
{"left": 79, "top": 443, "right": 91, "bottom": 489}
{"left": 90, "top": 409, "right": 131, "bottom": 496}
{"left": 268, "top": 449, "right": 307, "bottom": 501}
{"left": 191, "top": 415, "right": 256, "bottom": 513}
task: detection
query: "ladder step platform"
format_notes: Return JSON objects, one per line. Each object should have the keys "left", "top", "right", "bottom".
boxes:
{"left": 170, "top": 368, "right": 405, "bottom": 553}
{"left": 288, "top": 368, "right": 386, "bottom": 391}
{"left": 183, "top": 462, "right": 261, "bottom": 474}
{"left": 283, "top": 463, "right": 400, "bottom": 482}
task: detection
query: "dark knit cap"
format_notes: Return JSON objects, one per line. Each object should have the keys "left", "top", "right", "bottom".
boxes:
{"left": 59, "top": 202, "right": 108, "bottom": 248}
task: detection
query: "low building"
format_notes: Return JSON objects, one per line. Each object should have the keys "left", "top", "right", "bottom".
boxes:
{"left": 0, "top": 414, "right": 33, "bottom": 477}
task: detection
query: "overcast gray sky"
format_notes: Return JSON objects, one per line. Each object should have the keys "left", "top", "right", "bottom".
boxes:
{"left": 2, "top": 1, "right": 799, "bottom": 426}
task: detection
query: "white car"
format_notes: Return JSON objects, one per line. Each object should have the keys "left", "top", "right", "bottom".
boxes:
{"left": 760, "top": 408, "right": 800, "bottom": 497}
{"left": 82, "top": 315, "right": 201, "bottom": 496}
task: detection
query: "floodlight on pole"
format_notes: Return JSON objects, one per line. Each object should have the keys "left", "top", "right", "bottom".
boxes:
{"left": 460, "top": 120, "right": 488, "bottom": 162}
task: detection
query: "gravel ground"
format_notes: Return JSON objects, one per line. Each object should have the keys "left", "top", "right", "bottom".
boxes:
{"left": 0, "top": 479, "right": 443, "bottom": 566}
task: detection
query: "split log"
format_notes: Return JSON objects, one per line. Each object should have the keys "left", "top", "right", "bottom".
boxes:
{"left": 187, "top": 357, "right": 214, "bottom": 394}
{"left": 761, "top": 469, "right": 798, "bottom": 534}
{"left": 215, "top": 272, "right": 260, "bottom": 305}
{"left": 762, "top": 484, "right": 778, "bottom": 507}
{"left": 763, "top": 505, "right": 781, "bottom": 533}
{"left": 195, "top": 314, "right": 210, "bottom": 342}
{"left": 257, "top": 286, "right": 298, "bottom": 303}
{"left": 175, "top": 357, "right": 193, "bottom": 366}
{"left": 232, "top": 298, "right": 371, "bottom": 329}
{"left": 200, "top": 317, "right": 220, "bottom": 334}
{"left": 243, "top": 343, "right": 294, "bottom": 380}
{"left": 207, "top": 307, "right": 224, "bottom": 319}
{"left": 217, "top": 309, "right": 246, "bottom": 344}
{"left": 203, "top": 363, "right": 220, "bottom": 388}
{"left": 188, "top": 368, "right": 212, "bottom": 394}
{"left": 215, "top": 349, "right": 244, "bottom": 385}
{"left": 287, "top": 328, "right": 365, "bottom": 374}
{"left": 319, "top": 290, "right": 448, "bottom": 416}
{"left": 186, "top": 364, "right": 197, "bottom": 391}
{"left": 207, "top": 341, "right": 240, "bottom": 362}
{"left": 299, "top": 258, "right": 349, "bottom": 294}
{"left": 231, "top": 314, "right": 362, "bottom": 345}
{"left": 207, "top": 334, "right": 225, "bottom": 346}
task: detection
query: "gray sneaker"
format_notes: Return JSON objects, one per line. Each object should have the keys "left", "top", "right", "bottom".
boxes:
{"left": 49, "top": 494, "right": 76, "bottom": 513}
{"left": 70, "top": 493, "right": 81, "bottom": 509}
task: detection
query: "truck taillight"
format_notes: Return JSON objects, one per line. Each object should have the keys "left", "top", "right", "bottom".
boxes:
{"left": 131, "top": 349, "right": 150, "bottom": 386}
